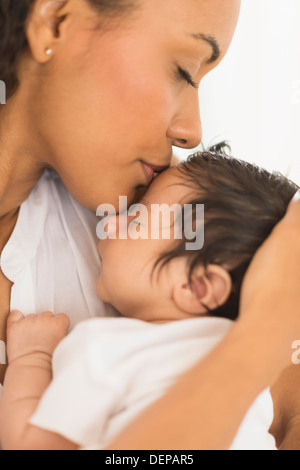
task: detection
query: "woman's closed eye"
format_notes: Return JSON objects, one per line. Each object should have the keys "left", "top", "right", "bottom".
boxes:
{"left": 178, "top": 67, "right": 199, "bottom": 90}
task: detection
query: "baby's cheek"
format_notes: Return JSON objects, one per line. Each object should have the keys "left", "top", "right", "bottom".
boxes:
{"left": 96, "top": 275, "right": 107, "bottom": 303}
{"left": 97, "top": 247, "right": 126, "bottom": 303}
{"left": 96, "top": 260, "right": 115, "bottom": 304}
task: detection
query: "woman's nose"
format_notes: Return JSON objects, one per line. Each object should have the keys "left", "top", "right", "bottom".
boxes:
{"left": 167, "top": 95, "right": 202, "bottom": 149}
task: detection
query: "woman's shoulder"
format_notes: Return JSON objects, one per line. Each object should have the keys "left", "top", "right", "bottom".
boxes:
{"left": 2, "top": 169, "right": 119, "bottom": 328}
{"left": 40, "top": 169, "right": 99, "bottom": 236}
{"left": 2, "top": 169, "right": 100, "bottom": 278}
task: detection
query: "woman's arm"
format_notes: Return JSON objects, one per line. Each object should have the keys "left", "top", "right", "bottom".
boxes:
{"left": 0, "top": 311, "right": 77, "bottom": 450}
{"left": 104, "top": 321, "right": 284, "bottom": 450}
{"left": 103, "top": 191, "right": 300, "bottom": 450}
{"left": 270, "top": 366, "right": 300, "bottom": 450}
{"left": 277, "top": 425, "right": 300, "bottom": 450}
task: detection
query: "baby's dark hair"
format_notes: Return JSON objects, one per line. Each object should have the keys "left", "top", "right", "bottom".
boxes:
{"left": 155, "top": 144, "right": 299, "bottom": 321}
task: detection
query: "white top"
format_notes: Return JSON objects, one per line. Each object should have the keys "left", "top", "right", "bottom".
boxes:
{"left": 0, "top": 170, "right": 119, "bottom": 393}
{"left": 30, "top": 317, "right": 275, "bottom": 451}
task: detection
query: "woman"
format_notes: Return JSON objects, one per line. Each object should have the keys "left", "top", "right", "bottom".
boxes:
{"left": 0, "top": 0, "right": 299, "bottom": 449}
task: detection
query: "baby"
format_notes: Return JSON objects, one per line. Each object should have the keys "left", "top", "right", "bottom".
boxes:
{"left": 0, "top": 147, "right": 298, "bottom": 450}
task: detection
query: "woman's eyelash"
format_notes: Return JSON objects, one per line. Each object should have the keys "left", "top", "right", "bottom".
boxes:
{"left": 178, "top": 67, "right": 198, "bottom": 89}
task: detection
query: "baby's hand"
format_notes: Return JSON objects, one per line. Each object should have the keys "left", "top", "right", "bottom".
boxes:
{"left": 6, "top": 311, "right": 70, "bottom": 364}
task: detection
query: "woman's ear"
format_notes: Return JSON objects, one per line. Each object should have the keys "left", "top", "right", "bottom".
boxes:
{"left": 26, "top": 0, "right": 69, "bottom": 63}
{"left": 173, "top": 264, "right": 232, "bottom": 316}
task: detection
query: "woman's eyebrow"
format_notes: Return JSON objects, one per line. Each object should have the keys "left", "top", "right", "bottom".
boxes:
{"left": 188, "top": 33, "right": 221, "bottom": 64}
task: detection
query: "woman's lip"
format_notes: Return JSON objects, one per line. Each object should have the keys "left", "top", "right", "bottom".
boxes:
{"left": 140, "top": 161, "right": 170, "bottom": 185}
{"left": 141, "top": 162, "right": 155, "bottom": 185}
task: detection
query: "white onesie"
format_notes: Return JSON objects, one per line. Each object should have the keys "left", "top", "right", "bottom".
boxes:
{"left": 29, "top": 316, "right": 275, "bottom": 450}
{"left": 0, "top": 169, "right": 119, "bottom": 395}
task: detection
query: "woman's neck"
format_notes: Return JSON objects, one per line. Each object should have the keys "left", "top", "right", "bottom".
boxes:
{"left": 0, "top": 96, "right": 45, "bottom": 221}
{"left": 0, "top": 209, "right": 20, "bottom": 255}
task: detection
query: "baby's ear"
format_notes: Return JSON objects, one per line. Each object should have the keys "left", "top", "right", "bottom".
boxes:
{"left": 173, "top": 265, "right": 232, "bottom": 315}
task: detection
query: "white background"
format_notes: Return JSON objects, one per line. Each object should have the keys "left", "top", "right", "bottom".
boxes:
{"left": 175, "top": 0, "right": 300, "bottom": 185}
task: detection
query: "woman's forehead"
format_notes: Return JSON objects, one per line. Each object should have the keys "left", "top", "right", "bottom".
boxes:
{"left": 134, "top": 0, "right": 240, "bottom": 52}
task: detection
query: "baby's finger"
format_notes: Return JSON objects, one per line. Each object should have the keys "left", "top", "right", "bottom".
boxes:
{"left": 7, "top": 310, "right": 25, "bottom": 327}
{"left": 55, "top": 313, "right": 70, "bottom": 331}
{"left": 39, "top": 311, "right": 55, "bottom": 318}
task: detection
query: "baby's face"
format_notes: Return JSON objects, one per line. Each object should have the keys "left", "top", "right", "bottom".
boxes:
{"left": 97, "top": 167, "right": 195, "bottom": 322}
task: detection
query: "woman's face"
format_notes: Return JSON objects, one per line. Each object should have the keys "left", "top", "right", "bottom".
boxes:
{"left": 25, "top": 0, "right": 240, "bottom": 210}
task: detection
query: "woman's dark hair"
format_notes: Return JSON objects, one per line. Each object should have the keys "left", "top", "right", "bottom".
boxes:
{"left": 0, "top": 0, "right": 137, "bottom": 99}
{"left": 154, "top": 144, "right": 299, "bottom": 321}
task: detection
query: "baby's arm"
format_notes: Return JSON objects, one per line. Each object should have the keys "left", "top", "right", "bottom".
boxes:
{"left": 0, "top": 311, "right": 78, "bottom": 450}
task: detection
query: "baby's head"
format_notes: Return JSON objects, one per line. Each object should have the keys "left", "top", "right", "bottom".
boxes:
{"left": 97, "top": 146, "right": 299, "bottom": 323}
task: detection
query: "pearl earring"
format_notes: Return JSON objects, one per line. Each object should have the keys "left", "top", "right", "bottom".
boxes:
{"left": 45, "top": 48, "right": 53, "bottom": 56}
